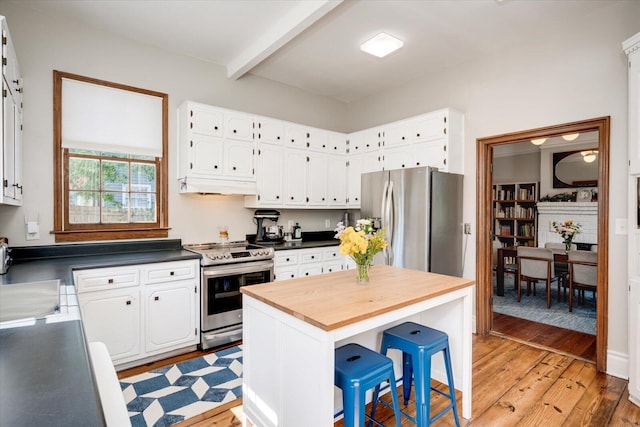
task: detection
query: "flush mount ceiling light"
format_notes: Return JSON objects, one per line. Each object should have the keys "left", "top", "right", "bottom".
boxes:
{"left": 360, "top": 32, "right": 404, "bottom": 58}
{"left": 530, "top": 138, "right": 547, "bottom": 146}
{"left": 562, "top": 133, "right": 580, "bottom": 141}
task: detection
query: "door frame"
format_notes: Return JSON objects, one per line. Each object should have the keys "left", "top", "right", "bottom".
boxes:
{"left": 476, "top": 116, "right": 610, "bottom": 372}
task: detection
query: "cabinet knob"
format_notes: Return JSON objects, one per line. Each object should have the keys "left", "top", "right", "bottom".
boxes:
{"left": 286, "top": 257, "right": 290, "bottom": 261}
{"left": 277, "top": 136, "right": 281, "bottom": 140}
{"left": 322, "top": 197, "right": 325, "bottom": 201}
{"left": 214, "top": 165, "right": 218, "bottom": 169}
{"left": 108, "top": 278, "right": 114, "bottom": 284}
{"left": 311, "top": 255, "right": 315, "bottom": 259}
{"left": 416, "top": 162, "right": 420, "bottom": 166}
{"left": 290, "top": 196, "right": 294, "bottom": 200}
{"left": 401, "top": 164, "right": 405, "bottom": 168}
{"left": 154, "top": 296, "right": 159, "bottom": 301}
{"left": 416, "top": 133, "right": 420, "bottom": 137}
{"left": 276, "top": 195, "right": 280, "bottom": 199}
{"left": 305, "top": 272, "right": 309, "bottom": 276}
{"left": 214, "top": 126, "right": 218, "bottom": 130}
{"left": 170, "top": 271, "right": 175, "bottom": 276}
{"left": 126, "top": 300, "right": 131, "bottom": 305}
{"left": 232, "top": 166, "right": 237, "bottom": 170}
{"left": 233, "top": 129, "right": 237, "bottom": 133}
{"left": 402, "top": 136, "right": 405, "bottom": 140}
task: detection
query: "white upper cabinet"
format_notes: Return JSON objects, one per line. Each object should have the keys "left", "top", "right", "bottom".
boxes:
{"left": 224, "top": 112, "right": 254, "bottom": 142}
{"left": 328, "top": 131, "right": 347, "bottom": 155}
{"left": 307, "top": 127, "right": 329, "bottom": 152}
{"left": 411, "top": 111, "right": 447, "bottom": 142}
{"left": 284, "top": 123, "right": 308, "bottom": 148}
{"left": 385, "top": 121, "right": 411, "bottom": 147}
{"left": 257, "top": 118, "right": 285, "bottom": 145}
{"left": 178, "top": 101, "right": 256, "bottom": 194}
{"left": 327, "top": 154, "right": 347, "bottom": 206}
{"left": 284, "top": 148, "right": 307, "bottom": 206}
{"left": 255, "top": 143, "right": 284, "bottom": 206}
{"left": 1, "top": 16, "right": 22, "bottom": 206}
{"left": 307, "top": 151, "right": 328, "bottom": 206}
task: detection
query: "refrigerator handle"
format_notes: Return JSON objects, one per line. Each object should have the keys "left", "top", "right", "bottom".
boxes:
{"left": 381, "top": 180, "right": 389, "bottom": 223}
{"left": 386, "top": 180, "right": 394, "bottom": 265}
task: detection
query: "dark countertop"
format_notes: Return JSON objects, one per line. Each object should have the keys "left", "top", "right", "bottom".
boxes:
{"left": 0, "top": 320, "right": 104, "bottom": 426}
{"left": 270, "top": 239, "right": 339, "bottom": 251}
{"left": 0, "top": 239, "right": 201, "bottom": 426}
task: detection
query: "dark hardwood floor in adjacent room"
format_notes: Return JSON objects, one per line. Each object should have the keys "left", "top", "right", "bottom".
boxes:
{"left": 117, "top": 335, "right": 638, "bottom": 426}
{"left": 492, "top": 311, "right": 597, "bottom": 361}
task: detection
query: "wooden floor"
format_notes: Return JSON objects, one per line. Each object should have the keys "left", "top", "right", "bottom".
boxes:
{"left": 492, "top": 312, "right": 597, "bottom": 361}
{"left": 118, "top": 335, "right": 639, "bottom": 426}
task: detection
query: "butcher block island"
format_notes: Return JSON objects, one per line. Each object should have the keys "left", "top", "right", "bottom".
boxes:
{"left": 241, "top": 264, "right": 475, "bottom": 427}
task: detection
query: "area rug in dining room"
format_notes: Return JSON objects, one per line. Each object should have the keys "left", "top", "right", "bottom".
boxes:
{"left": 120, "top": 345, "right": 242, "bottom": 427}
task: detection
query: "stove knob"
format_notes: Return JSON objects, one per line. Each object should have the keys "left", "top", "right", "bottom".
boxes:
{"left": 224, "top": 253, "right": 232, "bottom": 259}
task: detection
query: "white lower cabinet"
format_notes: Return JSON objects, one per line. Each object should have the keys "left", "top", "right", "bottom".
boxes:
{"left": 274, "top": 246, "right": 344, "bottom": 281}
{"left": 78, "top": 287, "right": 141, "bottom": 362}
{"left": 75, "top": 259, "right": 200, "bottom": 366}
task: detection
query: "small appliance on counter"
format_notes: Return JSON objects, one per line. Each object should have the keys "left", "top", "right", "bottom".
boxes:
{"left": 254, "top": 209, "right": 285, "bottom": 243}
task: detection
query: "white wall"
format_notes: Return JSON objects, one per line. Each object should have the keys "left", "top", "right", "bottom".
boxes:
{"left": 0, "top": 1, "right": 349, "bottom": 246}
{"left": 345, "top": 1, "right": 639, "bottom": 373}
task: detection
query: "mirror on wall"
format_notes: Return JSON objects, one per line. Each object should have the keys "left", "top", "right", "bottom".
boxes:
{"left": 553, "top": 149, "right": 598, "bottom": 188}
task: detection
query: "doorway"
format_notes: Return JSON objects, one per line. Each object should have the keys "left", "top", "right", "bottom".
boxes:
{"left": 475, "top": 117, "right": 610, "bottom": 372}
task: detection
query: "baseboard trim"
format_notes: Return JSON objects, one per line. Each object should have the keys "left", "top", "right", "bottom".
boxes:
{"left": 606, "top": 349, "right": 629, "bottom": 379}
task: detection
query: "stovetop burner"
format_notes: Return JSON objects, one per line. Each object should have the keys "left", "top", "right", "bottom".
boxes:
{"left": 183, "top": 241, "right": 274, "bottom": 266}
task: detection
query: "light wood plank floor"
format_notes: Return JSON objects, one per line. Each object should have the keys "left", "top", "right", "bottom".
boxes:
{"left": 119, "top": 335, "right": 640, "bottom": 426}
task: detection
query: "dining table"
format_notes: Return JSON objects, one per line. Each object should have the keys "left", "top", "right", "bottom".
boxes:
{"left": 495, "top": 245, "right": 568, "bottom": 296}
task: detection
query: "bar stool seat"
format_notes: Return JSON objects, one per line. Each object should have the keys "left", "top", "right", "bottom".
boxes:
{"left": 377, "top": 322, "right": 460, "bottom": 427}
{"left": 335, "top": 343, "right": 401, "bottom": 427}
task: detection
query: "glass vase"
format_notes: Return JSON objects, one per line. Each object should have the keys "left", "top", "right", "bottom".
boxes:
{"left": 356, "top": 261, "right": 371, "bottom": 285}
{"left": 564, "top": 239, "right": 573, "bottom": 251}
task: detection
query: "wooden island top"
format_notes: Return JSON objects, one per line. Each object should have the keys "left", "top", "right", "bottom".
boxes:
{"left": 241, "top": 264, "right": 474, "bottom": 331}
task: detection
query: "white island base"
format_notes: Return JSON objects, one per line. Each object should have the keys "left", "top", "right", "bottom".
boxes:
{"left": 241, "top": 265, "right": 474, "bottom": 426}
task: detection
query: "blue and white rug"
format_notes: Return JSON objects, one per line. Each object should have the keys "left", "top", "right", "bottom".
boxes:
{"left": 120, "top": 345, "right": 243, "bottom": 427}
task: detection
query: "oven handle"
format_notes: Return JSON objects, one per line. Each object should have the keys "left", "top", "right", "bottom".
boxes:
{"left": 202, "top": 260, "right": 274, "bottom": 278}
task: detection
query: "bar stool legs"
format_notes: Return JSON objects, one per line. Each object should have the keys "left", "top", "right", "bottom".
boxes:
{"left": 335, "top": 343, "right": 402, "bottom": 427}
{"left": 378, "top": 322, "right": 461, "bottom": 427}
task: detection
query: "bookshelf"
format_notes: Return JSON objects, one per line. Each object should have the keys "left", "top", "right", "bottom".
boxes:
{"left": 493, "top": 182, "right": 538, "bottom": 247}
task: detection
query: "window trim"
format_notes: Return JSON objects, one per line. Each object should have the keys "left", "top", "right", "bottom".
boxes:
{"left": 53, "top": 71, "right": 169, "bottom": 242}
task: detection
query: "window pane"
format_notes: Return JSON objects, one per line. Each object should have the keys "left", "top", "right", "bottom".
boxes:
{"left": 69, "top": 191, "right": 100, "bottom": 223}
{"left": 102, "top": 152, "right": 129, "bottom": 159}
{"left": 131, "top": 193, "right": 156, "bottom": 223}
{"left": 131, "top": 163, "right": 156, "bottom": 192}
{"left": 69, "top": 158, "right": 99, "bottom": 190}
{"left": 69, "top": 148, "right": 101, "bottom": 156}
{"left": 102, "top": 160, "right": 129, "bottom": 190}
{"left": 102, "top": 192, "right": 128, "bottom": 223}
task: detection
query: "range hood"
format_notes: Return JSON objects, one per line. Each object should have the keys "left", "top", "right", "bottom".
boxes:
{"left": 178, "top": 177, "right": 257, "bottom": 195}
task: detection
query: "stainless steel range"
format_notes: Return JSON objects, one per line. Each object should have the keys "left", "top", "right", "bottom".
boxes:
{"left": 183, "top": 241, "right": 274, "bottom": 350}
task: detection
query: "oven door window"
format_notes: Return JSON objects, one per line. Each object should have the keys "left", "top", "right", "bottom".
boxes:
{"left": 206, "top": 270, "right": 271, "bottom": 316}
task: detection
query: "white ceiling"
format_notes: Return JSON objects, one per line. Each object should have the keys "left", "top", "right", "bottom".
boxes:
{"left": 17, "top": 0, "right": 620, "bottom": 103}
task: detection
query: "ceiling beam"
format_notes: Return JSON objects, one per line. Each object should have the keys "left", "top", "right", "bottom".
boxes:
{"left": 227, "top": 0, "right": 343, "bottom": 80}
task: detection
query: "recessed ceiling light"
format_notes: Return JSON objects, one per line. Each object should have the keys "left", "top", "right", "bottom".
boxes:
{"left": 360, "top": 32, "right": 404, "bottom": 58}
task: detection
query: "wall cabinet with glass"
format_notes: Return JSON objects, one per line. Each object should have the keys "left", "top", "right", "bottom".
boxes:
{"left": 1, "top": 16, "right": 23, "bottom": 206}
{"left": 493, "top": 182, "right": 538, "bottom": 247}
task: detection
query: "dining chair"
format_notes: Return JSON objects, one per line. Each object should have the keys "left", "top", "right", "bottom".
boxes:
{"left": 516, "top": 246, "right": 561, "bottom": 308}
{"left": 544, "top": 242, "right": 576, "bottom": 301}
{"left": 567, "top": 250, "right": 597, "bottom": 312}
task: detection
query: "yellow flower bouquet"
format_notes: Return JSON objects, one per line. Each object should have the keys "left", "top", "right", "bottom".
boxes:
{"left": 334, "top": 219, "right": 387, "bottom": 284}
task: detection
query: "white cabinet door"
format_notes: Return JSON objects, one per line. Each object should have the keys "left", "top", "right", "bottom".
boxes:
{"left": 188, "top": 134, "right": 224, "bottom": 177}
{"left": 145, "top": 280, "right": 198, "bottom": 353}
{"left": 384, "top": 145, "right": 412, "bottom": 170}
{"left": 225, "top": 112, "right": 254, "bottom": 142}
{"left": 629, "top": 278, "right": 640, "bottom": 405}
{"left": 414, "top": 140, "right": 447, "bottom": 170}
{"left": 307, "top": 127, "right": 329, "bottom": 152}
{"left": 323, "top": 261, "right": 342, "bottom": 274}
{"left": 411, "top": 112, "right": 446, "bottom": 143}
{"left": 2, "top": 84, "right": 17, "bottom": 202}
{"left": 349, "top": 128, "right": 383, "bottom": 153}
{"left": 348, "top": 151, "right": 381, "bottom": 208}
{"left": 256, "top": 144, "right": 284, "bottom": 205}
{"left": 299, "top": 264, "right": 323, "bottom": 277}
{"left": 328, "top": 131, "right": 347, "bottom": 155}
{"left": 307, "top": 151, "right": 328, "bottom": 206}
{"left": 284, "top": 149, "right": 307, "bottom": 206}
{"left": 284, "top": 124, "right": 307, "bottom": 149}
{"left": 224, "top": 141, "right": 254, "bottom": 180}
{"left": 189, "top": 104, "right": 224, "bottom": 137}
{"left": 385, "top": 121, "right": 411, "bottom": 147}
{"left": 327, "top": 154, "right": 347, "bottom": 206}
{"left": 629, "top": 44, "right": 640, "bottom": 174}
{"left": 257, "top": 118, "right": 285, "bottom": 145}
{"left": 78, "top": 288, "right": 141, "bottom": 362}
{"left": 274, "top": 267, "right": 298, "bottom": 281}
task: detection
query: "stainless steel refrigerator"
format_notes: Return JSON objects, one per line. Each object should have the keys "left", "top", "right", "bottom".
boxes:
{"left": 360, "top": 166, "right": 463, "bottom": 276}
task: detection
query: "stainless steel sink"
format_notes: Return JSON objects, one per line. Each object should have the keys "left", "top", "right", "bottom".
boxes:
{"left": 0, "top": 279, "right": 60, "bottom": 322}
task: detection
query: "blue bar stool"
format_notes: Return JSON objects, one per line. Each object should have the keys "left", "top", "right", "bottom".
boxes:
{"left": 335, "top": 343, "right": 402, "bottom": 427}
{"left": 376, "top": 322, "right": 460, "bottom": 427}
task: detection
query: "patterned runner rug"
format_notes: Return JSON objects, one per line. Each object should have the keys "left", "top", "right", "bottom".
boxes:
{"left": 120, "top": 345, "right": 242, "bottom": 427}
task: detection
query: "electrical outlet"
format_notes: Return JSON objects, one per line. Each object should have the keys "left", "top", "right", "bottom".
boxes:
{"left": 25, "top": 221, "right": 40, "bottom": 240}
{"left": 325, "top": 219, "right": 331, "bottom": 228}
{"left": 464, "top": 223, "right": 471, "bottom": 235}
{"left": 615, "top": 218, "right": 627, "bottom": 235}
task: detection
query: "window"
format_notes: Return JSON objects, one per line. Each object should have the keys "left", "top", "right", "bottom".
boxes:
{"left": 53, "top": 71, "right": 168, "bottom": 242}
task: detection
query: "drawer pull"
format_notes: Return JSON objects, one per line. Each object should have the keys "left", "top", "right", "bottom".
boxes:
{"left": 108, "top": 278, "right": 114, "bottom": 284}
{"left": 286, "top": 257, "right": 290, "bottom": 262}
{"left": 311, "top": 255, "right": 315, "bottom": 259}
{"left": 126, "top": 300, "right": 131, "bottom": 305}
{"left": 170, "top": 271, "right": 175, "bottom": 276}
{"left": 154, "top": 296, "right": 159, "bottom": 301}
